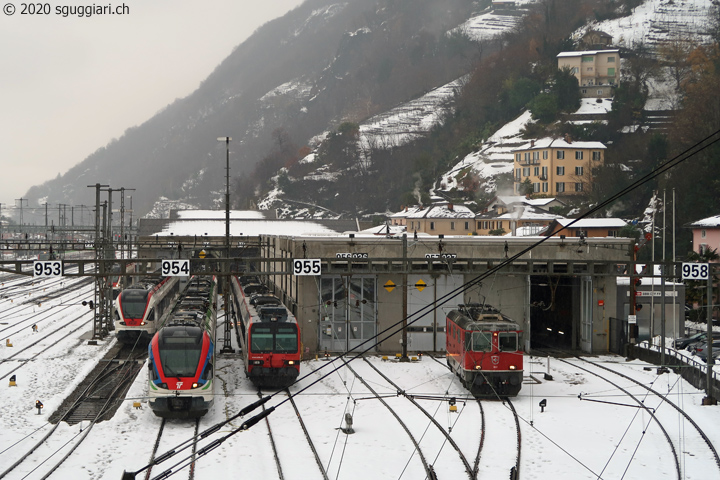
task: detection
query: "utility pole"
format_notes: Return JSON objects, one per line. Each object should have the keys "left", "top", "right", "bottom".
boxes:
{"left": 15, "top": 198, "right": 28, "bottom": 230}
{"left": 401, "top": 233, "right": 409, "bottom": 361}
{"left": 218, "top": 136, "right": 234, "bottom": 354}
{"left": 87, "top": 183, "right": 109, "bottom": 342}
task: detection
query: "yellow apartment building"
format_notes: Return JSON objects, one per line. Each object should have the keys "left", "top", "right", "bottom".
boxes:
{"left": 557, "top": 49, "right": 619, "bottom": 98}
{"left": 512, "top": 137, "right": 606, "bottom": 196}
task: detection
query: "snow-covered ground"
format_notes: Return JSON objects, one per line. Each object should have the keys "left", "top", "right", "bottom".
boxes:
{"left": 2, "top": 271, "right": 720, "bottom": 479}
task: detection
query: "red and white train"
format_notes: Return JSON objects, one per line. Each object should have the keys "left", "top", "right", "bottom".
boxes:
{"left": 230, "top": 275, "right": 301, "bottom": 388}
{"left": 148, "top": 275, "right": 218, "bottom": 418}
{"left": 114, "top": 274, "right": 181, "bottom": 345}
{"left": 446, "top": 303, "right": 523, "bottom": 397}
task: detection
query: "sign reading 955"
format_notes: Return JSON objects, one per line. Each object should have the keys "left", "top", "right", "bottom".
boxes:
{"left": 293, "top": 259, "right": 321, "bottom": 276}
{"left": 33, "top": 260, "right": 63, "bottom": 278}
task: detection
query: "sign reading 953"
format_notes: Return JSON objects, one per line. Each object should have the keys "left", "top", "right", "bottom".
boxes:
{"left": 33, "top": 260, "right": 63, "bottom": 278}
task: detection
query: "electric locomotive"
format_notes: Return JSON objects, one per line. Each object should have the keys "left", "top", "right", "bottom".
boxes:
{"left": 148, "top": 276, "right": 217, "bottom": 418}
{"left": 231, "top": 275, "right": 301, "bottom": 388}
{"left": 114, "top": 273, "right": 181, "bottom": 344}
{"left": 446, "top": 303, "right": 523, "bottom": 397}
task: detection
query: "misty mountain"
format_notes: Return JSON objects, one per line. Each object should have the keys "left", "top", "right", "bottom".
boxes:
{"left": 25, "top": 0, "right": 486, "bottom": 216}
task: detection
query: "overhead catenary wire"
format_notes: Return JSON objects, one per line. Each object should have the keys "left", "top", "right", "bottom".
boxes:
{"left": 126, "top": 127, "right": 720, "bottom": 479}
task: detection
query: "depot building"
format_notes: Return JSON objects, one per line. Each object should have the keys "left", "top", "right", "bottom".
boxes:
{"left": 137, "top": 210, "right": 656, "bottom": 357}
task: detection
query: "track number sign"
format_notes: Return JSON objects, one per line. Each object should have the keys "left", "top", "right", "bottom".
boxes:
{"left": 33, "top": 260, "right": 63, "bottom": 278}
{"left": 161, "top": 259, "right": 190, "bottom": 277}
{"left": 682, "top": 262, "right": 709, "bottom": 280}
{"left": 293, "top": 259, "right": 321, "bottom": 276}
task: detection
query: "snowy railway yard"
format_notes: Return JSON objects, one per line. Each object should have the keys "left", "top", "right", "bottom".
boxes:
{"left": 2, "top": 272, "right": 720, "bottom": 479}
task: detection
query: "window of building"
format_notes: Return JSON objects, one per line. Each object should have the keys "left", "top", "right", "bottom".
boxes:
{"left": 575, "top": 151, "right": 584, "bottom": 160}
{"left": 542, "top": 182, "right": 548, "bottom": 192}
{"left": 465, "top": 221, "right": 469, "bottom": 230}
{"left": 556, "top": 182, "right": 565, "bottom": 193}
{"left": 557, "top": 151, "right": 565, "bottom": 159}
{"left": 597, "top": 89, "right": 603, "bottom": 95}
{"left": 608, "top": 230, "right": 618, "bottom": 237}
{"left": 543, "top": 150, "right": 548, "bottom": 159}
{"left": 477, "top": 221, "right": 481, "bottom": 230}
{"left": 483, "top": 221, "right": 489, "bottom": 230}
{"left": 533, "top": 183, "right": 540, "bottom": 193}
{"left": 541, "top": 166, "right": 547, "bottom": 179}
{"left": 450, "top": 221, "right": 455, "bottom": 230}
{"left": 524, "top": 152, "right": 530, "bottom": 161}
{"left": 581, "top": 88, "right": 588, "bottom": 94}
{"left": 607, "top": 56, "right": 615, "bottom": 62}
{"left": 557, "top": 166, "right": 565, "bottom": 175}
{"left": 586, "top": 67, "right": 594, "bottom": 72}
{"left": 532, "top": 151, "right": 539, "bottom": 160}
{"left": 575, "top": 166, "right": 584, "bottom": 176}
{"left": 582, "top": 56, "right": 593, "bottom": 62}
{"left": 516, "top": 153, "right": 521, "bottom": 161}
{"left": 523, "top": 167, "right": 530, "bottom": 177}
{"left": 498, "top": 221, "right": 503, "bottom": 229}
{"left": 575, "top": 183, "right": 583, "bottom": 192}
{"left": 515, "top": 168, "right": 521, "bottom": 180}
{"left": 491, "top": 221, "right": 496, "bottom": 230}
{"left": 607, "top": 67, "right": 615, "bottom": 76}
{"left": 533, "top": 167, "right": 539, "bottom": 176}
{"left": 430, "top": 221, "right": 435, "bottom": 230}
{"left": 570, "top": 67, "right": 578, "bottom": 74}
{"left": 592, "top": 151, "right": 602, "bottom": 161}
{"left": 702, "top": 229, "right": 707, "bottom": 238}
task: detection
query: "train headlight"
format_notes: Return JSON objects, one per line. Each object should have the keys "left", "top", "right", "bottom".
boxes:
{"left": 509, "top": 365, "right": 516, "bottom": 370}
{"left": 140, "top": 322, "right": 145, "bottom": 326}
{"left": 252, "top": 360, "right": 264, "bottom": 365}
{"left": 160, "top": 383, "right": 168, "bottom": 389}
{"left": 286, "top": 360, "right": 295, "bottom": 365}
{"left": 192, "top": 383, "right": 198, "bottom": 388}
{"left": 474, "top": 365, "right": 482, "bottom": 370}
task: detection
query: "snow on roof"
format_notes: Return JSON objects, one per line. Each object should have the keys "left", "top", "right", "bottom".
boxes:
{"left": 688, "top": 215, "right": 720, "bottom": 228}
{"left": 494, "top": 206, "right": 564, "bottom": 221}
{"left": 174, "top": 210, "right": 266, "bottom": 220}
{"left": 556, "top": 49, "right": 620, "bottom": 57}
{"left": 514, "top": 137, "right": 606, "bottom": 151}
{"left": 555, "top": 218, "right": 627, "bottom": 228}
{"left": 150, "top": 219, "right": 340, "bottom": 237}
{"left": 495, "top": 196, "right": 562, "bottom": 208}
{"left": 392, "top": 203, "right": 475, "bottom": 219}
{"left": 575, "top": 98, "right": 613, "bottom": 115}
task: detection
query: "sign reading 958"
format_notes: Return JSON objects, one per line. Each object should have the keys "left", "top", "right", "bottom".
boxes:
{"left": 293, "top": 259, "right": 321, "bottom": 276}
{"left": 681, "top": 262, "right": 709, "bottom": 280}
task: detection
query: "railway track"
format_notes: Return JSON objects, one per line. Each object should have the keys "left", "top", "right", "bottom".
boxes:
{"left": 0, "top": 344, "right": 145, "bottom": 479}
{"left": 362, "top": 357, "right": 475, "bottom": 479}
{"left": 343, "top": 360, "right": 436, "bottom": 479}
{"left": 285, "top": 389, "right": 329, "bottom": 480}
{"left": 258, "top": 390, "right": 284, "bottom": 480}
{"left": 426, "top": 354, "right": 521, "bottom": 479}
{"left": 556, "top": 354, "right": 720, "bottom": 479}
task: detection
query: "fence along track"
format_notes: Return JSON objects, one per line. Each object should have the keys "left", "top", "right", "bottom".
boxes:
{"left": 343, "top": 361, "right": 435, "bottom": 479}
{"left": 362, "top": 357, "right": 475, "bottom": 479}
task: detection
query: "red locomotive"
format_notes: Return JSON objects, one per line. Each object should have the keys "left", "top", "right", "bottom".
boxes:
{"left": 446, "top": 303, "right": 523, "bottom": 397}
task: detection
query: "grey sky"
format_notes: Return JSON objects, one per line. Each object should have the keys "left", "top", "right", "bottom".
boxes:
{"left": 0, "top": 0, "right": 304, "bottom": 215}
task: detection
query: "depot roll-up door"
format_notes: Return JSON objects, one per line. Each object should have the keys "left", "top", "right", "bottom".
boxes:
{"left": 318, "top": 276, "right": 377, "bottom": 353}
{"left": 407, "top": 274, "right": 463, "bottom": 352}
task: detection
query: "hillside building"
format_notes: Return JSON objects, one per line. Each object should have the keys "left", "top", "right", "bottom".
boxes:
{"left": 512, "top": 137, "right": 606, "bottom": 196}
{"left": 557, "top": 49, "right": 620, "bottom": 98}
{"left": 389, "top": 202, "right": 475, "bottom": 236}
{"left": 687, "top": 214, "right": 720, "bottom": 256}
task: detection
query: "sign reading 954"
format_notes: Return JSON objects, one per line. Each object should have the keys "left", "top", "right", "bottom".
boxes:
{"left": 681, "top": 262, "right": 709, "bottom": 280}
{"left": 293, "top": 259, "right": 321, "bottom": 276}
{"left": 33, "top": 260, "right": 63, "bottom": 278}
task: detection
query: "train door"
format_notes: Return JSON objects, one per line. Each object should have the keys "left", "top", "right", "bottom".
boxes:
{"left": 407, "top": 274, "right": 461, "bottom": 352}
{"left": 318, "top": 276, "right": 377, "bottom": 353}
{"left": 580, "top": 276, "right": 593, "bottom": 353}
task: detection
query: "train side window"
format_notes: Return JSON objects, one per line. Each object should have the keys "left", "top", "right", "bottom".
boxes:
{"left": 499, "top": 333, "right": 518, "bottom": 352}
{"left": 472, "top": 332, "right": 492, "bottom": 352}
{"left": 147, "top": 308, "right": 155, "bottom": 322}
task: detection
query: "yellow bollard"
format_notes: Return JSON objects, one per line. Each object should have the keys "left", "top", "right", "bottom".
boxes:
{"left": 5, "top": 339, "right": 12, "bottom": 347}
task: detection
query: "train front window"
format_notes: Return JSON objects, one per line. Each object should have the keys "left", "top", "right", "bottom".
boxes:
{"left": 158, "top": 327, "right": 203, "bottom": 377}
{"left": 251, "top": 326, "right": 273, "bottom": 353}
{"left": 471, "top": 332, "right": 492, "bottom": 352}
{"left": 275, "top": 326, "right": 298, "bottom": 353}
{"left": 499, "top": 333, "right": 518, "bottom": 352}
{"left": 121, "top": 290, "right": 149, "bottom": 318}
